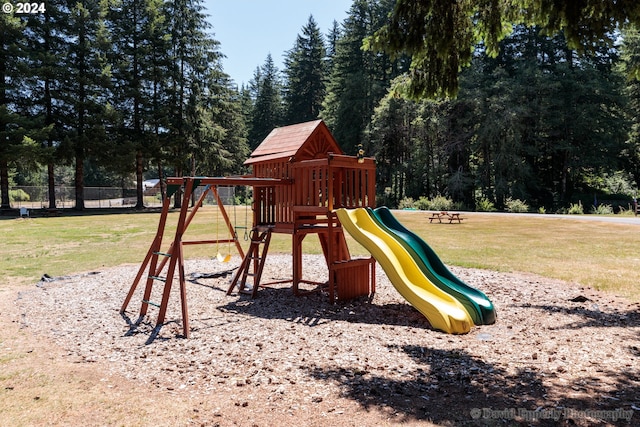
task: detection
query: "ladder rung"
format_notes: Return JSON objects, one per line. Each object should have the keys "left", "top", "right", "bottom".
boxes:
{"left": 149, "top": 275, "right": 167, "bottom": 282}
{"left": 153, "top": 251, "right": 171, "bottom": 257}
{"left": 142, "top": 299, "right": 160, "bottom": 308}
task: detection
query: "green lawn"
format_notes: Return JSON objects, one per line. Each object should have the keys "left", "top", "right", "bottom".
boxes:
{"left": 2, "top": 208, "right": 639, "bottom": 301}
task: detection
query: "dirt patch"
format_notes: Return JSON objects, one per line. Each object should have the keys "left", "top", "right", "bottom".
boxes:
{"left": 4, "top": 255, "right": 640, "bottom": 426}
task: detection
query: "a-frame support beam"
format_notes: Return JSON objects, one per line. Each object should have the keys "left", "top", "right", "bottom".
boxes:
{"left": 121, "top": 178, "right": 246, "bottom": 338}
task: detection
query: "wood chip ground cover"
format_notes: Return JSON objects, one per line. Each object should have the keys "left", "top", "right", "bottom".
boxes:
{"left": 7, "top": 255, "right": 640, "bottom": 426}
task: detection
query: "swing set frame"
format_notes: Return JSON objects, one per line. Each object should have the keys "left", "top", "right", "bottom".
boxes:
{"left": 120, "top": 176, "right": 286, "bottom": 337}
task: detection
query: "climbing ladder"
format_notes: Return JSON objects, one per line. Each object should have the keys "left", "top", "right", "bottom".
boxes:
{"left": 227, "top": 226, "right": 272, "bottom": 298}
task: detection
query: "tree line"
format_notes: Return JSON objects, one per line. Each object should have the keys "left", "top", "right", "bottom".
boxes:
{"left": 3, "top": 0, "right": 640, "bottom": 212}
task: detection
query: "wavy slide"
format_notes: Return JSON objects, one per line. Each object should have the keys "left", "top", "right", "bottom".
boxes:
{"left": 335, "top": 208, "right": 473, "bottom": 334}
{"left": 371, "top": 207, "right": 495, "bottom": 325}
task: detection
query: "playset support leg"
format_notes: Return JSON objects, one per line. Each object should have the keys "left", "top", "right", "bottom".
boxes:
{"left": 155, "top": 178, "right": 194, "bottom": 337}
{"left": 120, "top": 193, "right": 172, "bottom": 315}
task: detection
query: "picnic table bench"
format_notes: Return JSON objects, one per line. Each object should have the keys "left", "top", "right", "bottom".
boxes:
{"left": 429, "top": 211, "right": 465, "bottom": 224}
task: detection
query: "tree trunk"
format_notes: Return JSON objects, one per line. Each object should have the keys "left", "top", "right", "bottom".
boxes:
{"left": 47, "top": 161, "right": 56, "bottom": 209}
{"left": 135, "top": 150, "right": 144, "bottom": 209}
{"left": 75, "top": 147, "right": 85, "bottom": 210}
{"left": 0, "top": 159, "right": 10, "bottom": 209}
{"left": 157, "top": 161, "right": 166, "bottom": 200}
{"left": 173, "top": 165, "right": 183, "bottom": 209}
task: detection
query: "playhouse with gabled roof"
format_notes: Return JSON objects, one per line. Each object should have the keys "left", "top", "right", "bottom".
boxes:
{"left": 244, "top": 119, "right": 374, "bottom": 228}
{"left": 239, "top": 119, "right": 376, "bottom": 299}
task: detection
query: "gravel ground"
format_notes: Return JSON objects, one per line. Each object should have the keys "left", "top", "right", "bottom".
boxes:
{"left": 14, "top": 254, "right": 640, "bottom": 426}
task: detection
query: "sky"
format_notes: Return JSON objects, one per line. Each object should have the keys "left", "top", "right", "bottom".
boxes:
{"left": 203, "top": 0, "right": 353, "bottom": 86}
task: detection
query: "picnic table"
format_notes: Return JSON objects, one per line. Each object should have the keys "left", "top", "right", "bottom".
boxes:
{"left": 429, "top": 211, "right": 465, "bottom": 224}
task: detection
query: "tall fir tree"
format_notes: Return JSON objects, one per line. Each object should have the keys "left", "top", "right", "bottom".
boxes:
{"left": 59, "top": 0, "right": 112, "bottom": 210}
{"left": 283, "top": 15, "right": 326, "bottom": 125}
{"left": 108, "top": 0, "right": 170, "bottom": 208}
{"left": 619, "top": 25, "right": 640, "bottom": 190}
{"left": 248, "top": 54, "right": 283, "bottom": 148}
{"left": 198, "top": 72, "right": 249, "bottom": 176}
{"left": 1, "top": 10, "right": 55, "bottom": 209}
{"left": 163, "top": 0, "right": 226, "bottom": 206}
{"left": 0, "top": 13, "right": 26, "bottom": 208}
{"left": 21, "top": 2, "right": 67, "bottom": 209}
{"left": 321, "top": 0, "right": 399, "bottom": 154}
{"left": 326, "top": 20, "right": 341, "bottom": 68}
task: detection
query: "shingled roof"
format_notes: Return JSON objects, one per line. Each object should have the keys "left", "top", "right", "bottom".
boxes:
{"left": 244, "top": 120, "right": 343, "bottom": 165}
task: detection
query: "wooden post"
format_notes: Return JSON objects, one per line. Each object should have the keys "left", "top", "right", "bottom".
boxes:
{"left": 156, "top": 178, "right": 193, "bottom": 337}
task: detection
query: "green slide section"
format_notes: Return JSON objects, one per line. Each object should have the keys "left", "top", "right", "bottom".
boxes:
{"left": 336, "top": 208, "right": 472, "bottom": 334}
{"left": 371, "top": 207, "right": 496, "bottom": 325}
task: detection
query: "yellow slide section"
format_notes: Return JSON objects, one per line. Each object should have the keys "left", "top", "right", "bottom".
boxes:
{"left": 336, "top": 208, "right": 472, "bottom": 334}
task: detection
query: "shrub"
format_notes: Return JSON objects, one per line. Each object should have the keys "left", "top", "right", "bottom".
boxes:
{"left": 505, "top": 198, "right": 529, "bottom": 213}
{"left": 538, "top": 206, "right": 546, "bottom": 214}
{"left": 414, "top": 196, "right": 430, "bottom": 210}
{"left": 9, "top": 189, "right": 30, "bottom": 202}
{"left": 567, "top": 201, "right": 584, "bottom": 214}
{"left": 476, "top": 197, "right": 496, "bottom": 212}
{"left": 591, "top": 204, "right": 613, "bottom": 215}
{"left": 427, "top": 195, "right": 454, "bottom": 211}
{"left": 412, "top": 195, "right": 454, "bottom": 211}
{"left": 618, "top": 206, "right": 636, "bottom": 216}
{"left": 398, "top": 197, "right": 415, "bottom": 209}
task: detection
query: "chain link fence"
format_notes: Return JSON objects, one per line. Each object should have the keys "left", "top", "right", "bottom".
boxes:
{"left": 6, "top": 186, "right": 164, "bottom": 209}
{"left": 5, "top": 185, "right": 243, "bottom": 210}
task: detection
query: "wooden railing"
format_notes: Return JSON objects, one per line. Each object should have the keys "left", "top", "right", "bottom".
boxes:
{"left": 291, "top": 154, "right": 375, "bottom": 212}
{"left": 252, "top": 154, "right": 375, "bottom": 226}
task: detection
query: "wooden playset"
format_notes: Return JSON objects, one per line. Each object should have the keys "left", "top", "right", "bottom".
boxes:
{"left": 121, "top": 120, "right": 377, "bottom": 337}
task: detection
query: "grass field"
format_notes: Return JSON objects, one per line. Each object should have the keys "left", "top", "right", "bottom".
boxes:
{"left": 2, "top": 207, "right": 639, "bottom": 301}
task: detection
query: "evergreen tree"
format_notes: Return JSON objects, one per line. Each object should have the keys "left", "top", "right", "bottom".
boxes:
{"left": 326, "top": 20, "right": 341, "bottom": 67}
{"left": 619, "top": 25, "right": 640, "bottom": 190}
{"left": 248, "top": 54, "right": 283, "bottom": 148}
{"left": 368, "top": 87, "right": 418, "bottom": 206}
{"left": 59, "top": 0, "right": 112, "bottom": 210}
{"left": 146, "top": 0, "right": 172, "bottom": 198}
{"left": 370, "top": 79, "right": 471, "bottom": 207}
{"left": 283, "top": 15, "right": 326, "bottom": 124}
{"left": 0, "top": 13, "right": 27, "bottom": 208}
{"left": 108, "top": 0, "right": 171, "bottom": 208}
{"left": 199, "top": 73, "right": 249, "bottom": 176}
{"left": 321, "top": 0, "right": 400, "bottom": 154}
{"left": 459, "top": 25, "right": 627, "bottom": 208}
{"left": 368, "top": 0, "right": 640, "bottom": 98}
{"left": 162, "top": 0, "right": 226, "bottom": 206}
{"left": 21, "top": 2, "right": 67, "bottom": 209}
{"left": 1, "top": 10, "right": 54, "bottom": 209}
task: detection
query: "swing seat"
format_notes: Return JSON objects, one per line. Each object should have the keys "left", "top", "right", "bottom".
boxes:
{"left": 217, "top": 253, "right": 232, "bottom": 263}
